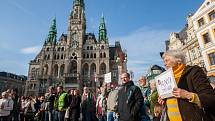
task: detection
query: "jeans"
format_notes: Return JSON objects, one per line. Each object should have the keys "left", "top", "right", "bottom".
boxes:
{"left": 44, "top": 110, "right": 54, "bottom": 121}
{"left": 107, "top": 111, "right": 115, "bottom": 121}
{"left": 57, "top": 111, "right": 65, "bottom": 121}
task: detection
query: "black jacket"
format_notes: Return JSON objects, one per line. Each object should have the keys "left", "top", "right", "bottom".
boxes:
{"left": 117, "top": 81, "right": 144, "bottom": 121}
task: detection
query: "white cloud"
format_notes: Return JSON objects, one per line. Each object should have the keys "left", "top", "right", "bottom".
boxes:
{"left": 110, "top": 26, "right": 174, "bottom": 81}
{"left": 21, "top": 46, "right": 41, "bottom": 54}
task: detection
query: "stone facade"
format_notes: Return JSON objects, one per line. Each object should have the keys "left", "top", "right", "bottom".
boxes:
{"left": 166, "top": 14, "right": 204, "bottom": 67}
{"left": 192, "top": 0, "right": 215, "bottom": 78}
{"left": 0, "top": 72, "right": 27, "bottom": 96}
{"left": 25, "top": 0, "right": 127, "bottom": 96}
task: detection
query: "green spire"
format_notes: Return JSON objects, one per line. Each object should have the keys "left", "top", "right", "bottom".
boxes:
{"left": 99, "top": 15, "right": 107, "bottom": 42}
{"left": 46, "top": 17, "right": 57, "bottom": 44}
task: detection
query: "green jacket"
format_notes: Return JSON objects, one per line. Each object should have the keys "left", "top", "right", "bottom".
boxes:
{"left": 55, "top": 92, "right": 68, "bottom": 111}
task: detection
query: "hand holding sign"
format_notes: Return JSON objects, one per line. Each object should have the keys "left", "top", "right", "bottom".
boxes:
{"left": 155, "top": 68, "right": 177, "bottom": 99}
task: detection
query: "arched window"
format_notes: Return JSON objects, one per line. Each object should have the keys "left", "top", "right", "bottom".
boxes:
{"left": 61, "top": 47, "right": 64, "bottom": 51}
{"left": 94, "top": 53, "right": 96, "bottom": 58}
{"left": 70, "top": 61, "right": 77, "bottom": 74}
{"left": 57, "top": 54, "right": 60, "bottom": 59}
{"left": 101, "top": 45, "right": 104, "bottom": 49}
{"left": 83, "top": 63, "right": 89, "bottom": 76}
{"left": 53, "top": 64, "right": 58, "bottom": 77}
{"left": 57, "top": 47, "right": 61, "bottom": 51}
{"left": 43, "top": 64, "right": 49, "bottom": 75}
{"left": 90, "top": 53, "right": 93, "bottom": 58}
{"left": 59, "top": 64, "right": 65, "bottom": 77}
{"left": 100, "top": 63, "right": 106, "bottom": 74}
{"left": 87, "top": 54, "right": 89, "bottom": 58}
{"left": 103, "top": 53, "right": 106, "bottom": 58}
{"left": 61, "top": 55, "right": 64, "bottom": 59}
{"left": 90, "top": 46, "right": 93, "bottom": 50}
{"left": 100, "top": 53, "right": 102, "bottom": 58}
{"left": 46, "top": 48, "right": 50, "bottom": 51}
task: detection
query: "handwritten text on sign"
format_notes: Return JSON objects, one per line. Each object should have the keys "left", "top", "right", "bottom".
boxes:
{"left": 155, "top": 68, "right": 177, "bottom": 99}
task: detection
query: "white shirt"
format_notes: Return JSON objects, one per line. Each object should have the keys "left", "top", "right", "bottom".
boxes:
{"left": 0, "top": 98, "right": 14, "bottom": 116}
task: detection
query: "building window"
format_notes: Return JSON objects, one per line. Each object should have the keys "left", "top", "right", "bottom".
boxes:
{"left": 202, "top": 32, "right": 211, "bottom": 44}
{"left": 197, "top": 47, "right": 202, "bottom": 57}
{"left": 94, "top": 53, "right": 96, "bottom": 58}
{"left": 208, "top": 52, "right": 215, "bottom": 65}
{"left": 198, "top": 18, "right": 205, "bottom": 27}
{"left": 191, "top": 49, "right": 196, "bottom": 60}
{"left": 90, "top": 46, "right": 93, "bottom": 50}
{"left": 208, "top": 10, "right": 215, "bottom": 21}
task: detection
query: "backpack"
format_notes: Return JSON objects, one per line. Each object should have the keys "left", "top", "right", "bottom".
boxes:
{"left": 127, "top": 85, "right": 151, "bottom": 121}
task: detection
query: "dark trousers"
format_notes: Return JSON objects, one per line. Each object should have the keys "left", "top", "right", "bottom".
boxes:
{"left": 0, "top": 116, "right": 9, "bottom": 121}
{"left": 57, "top": 111, "right": 65, "bottom": 121}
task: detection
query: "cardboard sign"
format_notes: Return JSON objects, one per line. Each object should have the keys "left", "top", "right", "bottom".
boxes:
{"left": 155, "top": 68, "right": 177, "bottom": 99}
{"left": 104, "top": 72, "right": 111, "bottom": 83}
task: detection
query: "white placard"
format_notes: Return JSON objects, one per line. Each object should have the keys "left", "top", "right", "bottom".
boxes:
{"left": 104, "top": 72, "right": 111, "bottom": 83}
{"left": 155, "top": 68, "right": 177, "bottom": 99}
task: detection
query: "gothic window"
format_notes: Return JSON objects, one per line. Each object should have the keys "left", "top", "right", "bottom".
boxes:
{"left": 61, "top": 55, "right": 64, "bottom": 59}
{"left": 87, "top": 46, "right": 89, "bottom": 50}
{"left": 83, "top": 63, "right": 89, "bottom": 76}
{"left": 60, "top": 64, "right": 65, "bottom": 77}
{"left": 61, "top": 47, "right": 64, "bottom": 51}
{"left": 83, "top": 54, "right": 86, "bottom": 58}
{"left": 47, "top": 55, "right": 50, "bottom": 60}
{"left": 202, "top": 32, "right": 211, "bottom": 44}
{"left": 90, "top": 63, "right": 96, "bottom": 77}
{"left": 54, "top": 54, "right": 56, "bottom": 60}
{"left": 70, "top": 61, "right": 77, "bottom": 74}
{"left": 87, "top": 54, "right": 89, "bottom": 58}
{"left": 46, "top": 48, "right": 50, "bottom": 51}
{"left": 100, "top": 63, "right": 106, "bottom": 74}
{"left": 90, "top": 46, "right": 93, "bottom": 50}
{"left": 90, "top": 53, "right": 93, "bottom": 58}
{"left": 103, "top": 53, "right": 106, "bottom": 58}
{"left": 94, "top": 53, "right": 96, "bottom": 58}
{"left": 208, "top": 52, "right": 215, "bottom": 65}
{"left": 73, "top": 8, "right": 79, "bottom": 19}
{"left": 58, "top": 47, "right": 61, "bottom": 51}
{"left": 44, "top": 55, "right": 47, "bottom": 60}
{"left": 101, "top": 45, "right": 104, "bottom": 49}
{"left": 53, "top": 64, "right": 58, "bottom": 77}
{"left": 43, "top": 64, "right": 49, "bottom": 75}
{"left": 100, "top": 53, "right": 102, "bottom": 58}
{"left": 57, "top": 54, "right": 60, "bottom": 60}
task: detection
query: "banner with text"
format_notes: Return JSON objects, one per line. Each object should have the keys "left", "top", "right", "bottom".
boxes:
{"left": 104, "top": 72, "right": 112, "bottom": 83}
{"left": 155, "top": 68, "right": 177, "bottom": 99}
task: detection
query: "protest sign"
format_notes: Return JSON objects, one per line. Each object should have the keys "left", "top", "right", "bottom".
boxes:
{"left": 155, "top": 68, "right": 177, "bottom": 99}
{"left": 105, "top": 72, "right": 111, "bottom": 83}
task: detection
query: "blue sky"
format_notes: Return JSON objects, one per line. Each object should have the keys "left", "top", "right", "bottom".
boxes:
{"left": 0, "top": 0, "right": 203, "bottom": 81}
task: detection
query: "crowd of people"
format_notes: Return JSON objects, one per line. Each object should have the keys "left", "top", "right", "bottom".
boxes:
{"left": 0, "top": 50, "right": 215, "bottom": 121}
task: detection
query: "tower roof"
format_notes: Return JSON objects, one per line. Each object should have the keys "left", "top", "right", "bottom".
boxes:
{"left": 46, "top": 17, "right": 57, "bottom": 44}
{"left": 99, "top": 15, "right": 108, "bottom": 43}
